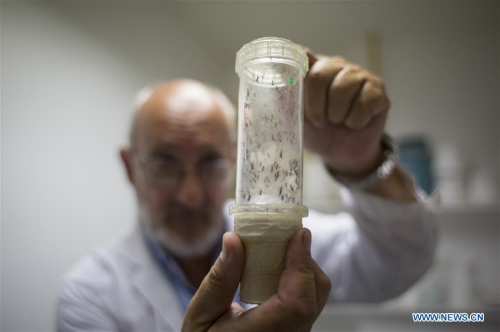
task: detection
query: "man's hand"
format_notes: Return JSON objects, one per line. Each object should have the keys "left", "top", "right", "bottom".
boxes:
{"left": 181, "top": 229, "right": 331, "bottom": 332}
{"left": 302, "top": 47, "right": 390, "bottom": 177}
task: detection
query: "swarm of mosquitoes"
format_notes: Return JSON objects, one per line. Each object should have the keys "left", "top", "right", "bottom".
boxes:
{"left": 239, "top": 68, "right": 301, "bottom": 205}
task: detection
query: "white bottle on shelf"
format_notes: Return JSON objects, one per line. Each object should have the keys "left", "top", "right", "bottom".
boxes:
{"left": 434, "top": 143, "right": 466, "bottom": 206}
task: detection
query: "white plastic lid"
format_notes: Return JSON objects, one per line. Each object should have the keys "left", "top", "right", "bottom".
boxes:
{"left": 235, "top": 37, "right": 309, "bottom": 74}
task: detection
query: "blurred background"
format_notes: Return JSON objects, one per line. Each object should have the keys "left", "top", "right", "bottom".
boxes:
{"left": 1, "top": 1, "right": 498, "bottom": 331}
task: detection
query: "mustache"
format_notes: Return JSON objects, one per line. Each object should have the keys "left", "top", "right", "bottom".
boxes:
{"left": 163, "top": 205, "right": 210, "bottom": 224}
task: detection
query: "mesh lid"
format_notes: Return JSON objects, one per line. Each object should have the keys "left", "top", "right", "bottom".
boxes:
{"left": 235, "top": 37, "right": 309, "bottom": 74}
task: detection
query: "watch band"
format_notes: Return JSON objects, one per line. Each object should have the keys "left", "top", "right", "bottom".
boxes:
{"left": 325, "top": 133, "right": 400, "bottom": 190}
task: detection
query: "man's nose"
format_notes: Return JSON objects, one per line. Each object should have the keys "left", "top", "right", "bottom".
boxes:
{"left": 175, "top": 168, "right": 204, "bottom": 209}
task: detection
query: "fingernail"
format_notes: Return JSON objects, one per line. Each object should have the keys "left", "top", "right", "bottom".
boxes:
{"left": 302, "top": 229, "right": 311, "bottom": 253}
{"left": 221, "top": 233, "right": 229, "bottom": 262}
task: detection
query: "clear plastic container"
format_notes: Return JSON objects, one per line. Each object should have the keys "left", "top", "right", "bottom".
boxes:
{"left": 230, "top": 37, "right": 309, "bottom": 304}
{"left": 232, "top": 37, "right": 308, "bottom": 212}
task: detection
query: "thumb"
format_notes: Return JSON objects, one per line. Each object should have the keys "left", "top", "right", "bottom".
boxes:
{"left": 231, "top": 229, "right": 317, "bottom": 332}
{"left": 277, "top": 228, "right": 316, "bottom": 305}
{"left": 299, "top": 44, "right": 319, "bottom": 68}
{"left": 182, "top": 232, "right": 245, "bottom": 332}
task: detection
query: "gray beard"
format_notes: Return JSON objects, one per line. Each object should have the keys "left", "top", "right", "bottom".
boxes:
{"left": 139, "top": 207, "right": 224, "bottom": 259}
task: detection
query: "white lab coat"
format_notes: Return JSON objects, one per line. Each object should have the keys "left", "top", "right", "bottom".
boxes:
{"left": 57, "top": 186, "right": 437, "bottom": 332}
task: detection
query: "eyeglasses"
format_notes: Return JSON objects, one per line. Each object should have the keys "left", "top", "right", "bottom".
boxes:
{"left": 133, "top": 152, "right": 232, "bottom": 188}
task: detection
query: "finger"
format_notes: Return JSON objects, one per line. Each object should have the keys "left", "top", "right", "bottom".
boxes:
{"left": 309, "top": 257, "right": 332, "bottom": 315}
{"left": 234, "top": 229, "right": 318, "bottom": 332}
{"left": 299, "top": 45, "right": 319, "bottom": 68}
{"left": 305, "top": 59, "right": 344, "bottom": 128}
{"left": 281, "top": 229, "right": 331, "bottom": 324}
{"left": 209, "top": 303, "right": 245, "bottom": 332}
{"left": 343, "top": 82, "right": 373, "bottom": 130}
{"left": 181, "top": 232, "right": 245, "bottom": 332}
{"left": 301, "top": 46, "right": 347, "bottom": 70}
{"left": 279, "top": 228, "right": 316, "bottom": 305}
{"left": 327, "top": 65, "right": 366, "bottom": 125}
{"left": 344, "top": 80, "right": 390, "bottom": 130}
{"left": 273, "top": 228, "right": 317, "bottom": 332}
{"left": 291, "top": 233, "right": 332, "bottom": 332}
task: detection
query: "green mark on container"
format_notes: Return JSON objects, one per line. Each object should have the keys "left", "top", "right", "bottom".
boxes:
{"left": 289, "top": 77, "right": 294, "bottom": 85}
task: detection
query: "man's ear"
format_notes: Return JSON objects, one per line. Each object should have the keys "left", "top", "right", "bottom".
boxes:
{"left": 120, "top": 147, "right": 135, "bottom": 185}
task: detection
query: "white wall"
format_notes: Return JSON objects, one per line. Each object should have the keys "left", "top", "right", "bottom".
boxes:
{"left": 1, "top": 2, "right": 226, "bottom": 330}
{"left": 379, "top": 2, "right": 499, "bottom": 174}
{"left": 1, "top": 1, "right": 498, "bottom": 331}
{"left": 172, "top": 0, "right": 499, "bottom": 204}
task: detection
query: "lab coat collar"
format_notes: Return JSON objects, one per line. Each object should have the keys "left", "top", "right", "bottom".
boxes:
{"left": 114, "top": 224, "right": 184, "bottom": 332}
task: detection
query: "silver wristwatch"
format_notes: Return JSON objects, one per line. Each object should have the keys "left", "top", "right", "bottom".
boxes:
{"left": 325, "top": 134, "right": 400, "bottom": 190}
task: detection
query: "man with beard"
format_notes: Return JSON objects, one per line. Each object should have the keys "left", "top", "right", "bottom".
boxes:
{"left": 57, "top": 49, "right": 437, "bottom": 332}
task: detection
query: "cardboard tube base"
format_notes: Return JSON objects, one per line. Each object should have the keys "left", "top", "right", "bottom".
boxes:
{"left": 234, "top": 214, "right": 303, "bottom": 304}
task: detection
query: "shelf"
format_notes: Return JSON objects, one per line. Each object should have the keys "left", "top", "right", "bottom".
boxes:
{"left": 303, "top": 198, "right": 499, "bottom": 220}
{"left": 436, "top": 203, "right": 499, "bottom": 216}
